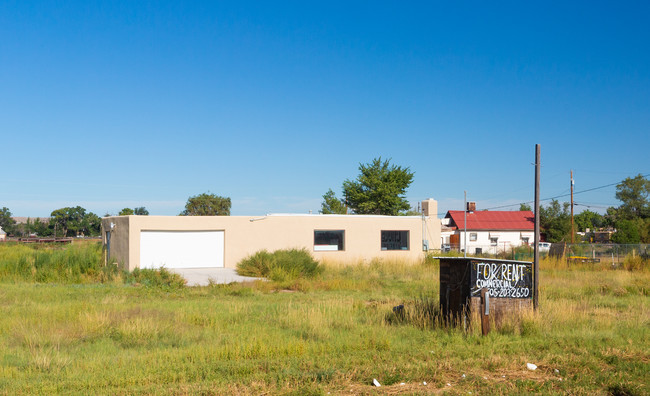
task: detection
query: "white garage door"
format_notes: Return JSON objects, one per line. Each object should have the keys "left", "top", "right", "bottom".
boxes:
{"left": 140, "top": 230, "right": 224, "bottom": 269}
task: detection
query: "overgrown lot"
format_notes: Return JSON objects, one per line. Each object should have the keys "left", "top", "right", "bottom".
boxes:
{"left": 0, "top": 243, "right": 648, "bottom": 395}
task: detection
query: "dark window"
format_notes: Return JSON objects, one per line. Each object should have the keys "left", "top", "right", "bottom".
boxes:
{"left": 314, "top": 230, "right": 344, "bottom": 251}
{"left": 381, "top": 230, "right": 409, "bottom": 250}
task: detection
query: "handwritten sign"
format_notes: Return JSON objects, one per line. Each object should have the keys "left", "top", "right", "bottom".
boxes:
{"left": 471, "top": 261, "right": 532, "bottom": 298}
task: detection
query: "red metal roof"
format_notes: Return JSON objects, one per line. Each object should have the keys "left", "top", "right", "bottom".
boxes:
{"left": 446, "top": 210, "right": 534, "bottom": 231}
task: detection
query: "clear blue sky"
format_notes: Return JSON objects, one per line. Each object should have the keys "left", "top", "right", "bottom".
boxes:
{"left": 1, "top": 1, "right": 648, "bottom": 217}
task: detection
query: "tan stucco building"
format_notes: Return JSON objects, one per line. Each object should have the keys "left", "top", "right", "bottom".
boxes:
{"left": 102, "top": 199, "right": 440, "bottom": 271}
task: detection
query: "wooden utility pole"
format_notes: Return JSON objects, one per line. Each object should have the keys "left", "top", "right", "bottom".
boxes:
{"left": 570, "top": 170, "right": 575, "bottom": 243}
{"left": 480, "top": 288, "right": 490, "bottom": 336}
{"left": 533, "top": 144, "right": 540, "bottom": 311}
{"left": 464, "top": 191, "right": 467, "bottom": 258}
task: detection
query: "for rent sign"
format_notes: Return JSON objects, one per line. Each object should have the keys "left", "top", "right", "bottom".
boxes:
{"left": 471, "top": 261, "right": 532, "bottom": 298}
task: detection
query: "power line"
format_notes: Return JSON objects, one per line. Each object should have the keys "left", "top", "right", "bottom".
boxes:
{"left": 438, "top": 172, "right": 650, "bottom": 215}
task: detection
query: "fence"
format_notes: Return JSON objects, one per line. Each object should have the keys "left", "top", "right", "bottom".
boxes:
{"left": 442, "top": 243, "right": 649, "bottom": 263}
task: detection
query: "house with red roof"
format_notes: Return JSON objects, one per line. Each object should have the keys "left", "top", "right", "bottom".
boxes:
{"left": 443, "top": 210, "right": 534, "bottom": 254}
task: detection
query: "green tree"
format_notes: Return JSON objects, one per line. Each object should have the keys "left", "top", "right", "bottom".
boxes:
{"left": 50, "top": 206, "right": 100, "bottom": 237}
{"left": 180, "top": 193, "right": 231, "bottom": 216}
{"left": 574, "top": 209, "right": 605, "bottom": 232}
{"left": 540, "top": 200, "right": 572, "bottom": 243}
{"left": 519, "top": 203, "right": 532, "bottom": 211}
{"left": 615, "top": 174, "right": 650, "bottom": 219}
{"left": 134, "top": 207, "right": 149, "bottom": 215}
{"left": 612, "top": 219, "right": 641, "bottom": 243}
{"left": 638, "top": 218, "right": 650, "bottom": 243}
{"left": 0, "top": 207, "right": 16, "bottom": 235}
{"left": 32, "top": 218, "right": 52, "bottom": 237}
{"left": 320, "top": 189, "right": 347, "bottom": 214}
{"left": 119, "top": 208, "right": 135, "bottom": 216}
{"left": 83, "top": 213, "right": 102, "bottom": 236}
{"left": 342, "top": 157, "right": 414, "bottom": 215}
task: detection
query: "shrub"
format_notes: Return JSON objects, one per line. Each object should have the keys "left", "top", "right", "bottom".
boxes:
{"left": 236, "top": 250, "right": 276, "bottom": 278}
{"left": 124, "top": 267, "right": 186, "bottom": 289}
{"left": 236, "top": 248, "right": 322, "bottom": 281}
{"left": 622, "top": 254, "right": 649, "bottom": 272}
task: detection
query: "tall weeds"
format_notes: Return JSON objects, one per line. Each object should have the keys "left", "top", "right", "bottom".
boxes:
{"left": 0, "top": 242, "right": 120, "bottom": 283}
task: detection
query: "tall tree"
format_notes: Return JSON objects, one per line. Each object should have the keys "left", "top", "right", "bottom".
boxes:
{"left": 320, "top": 189, "right": 347, "bottom": 214}
{"left": 119, "top": 208, "right": 135, "bottom": 216}
{"left": 342, "top": 157, "right": 414, "bottom": 215}
{"left": 50, "top": 206, "right": 87, "bottom": 237}
{"left": 32, "top": 218, "right": 52, "bottom": 237}
{"left": 574, "top": 209, "right": 605, "bottom": 232}
{"left": 83, "top": 213, "right": 102, "bottom": 236}
{"left": 539, "top": 200, "right": 573, "bottom": 243}
{"left": 49, "top": 206, "right": 101, "bottom": 237}
{"left": 611, "top": 219, "right": 641, "bottom": 243}
{"left": 180, "top": 193, "right": 231, "bottom": 216}
{"left": 134, "top": 207, "right": 149, "bottom": 215}
{"left": 615, "top": 174, "right": 650, "bottom": 219}
{"left": 0, "top": 207, "right": 16, "bottom": 235}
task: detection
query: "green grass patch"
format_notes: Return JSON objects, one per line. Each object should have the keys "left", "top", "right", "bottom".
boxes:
{"left": 0, "top": 244, "right": 648, "bottom": 394}
{"left": 124, "top": 267, "right": 187, "bottom": 289}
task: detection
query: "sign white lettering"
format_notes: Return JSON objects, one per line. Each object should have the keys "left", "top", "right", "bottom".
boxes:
{"left": 471, "top": 261, "right": 532, "bottom": 298}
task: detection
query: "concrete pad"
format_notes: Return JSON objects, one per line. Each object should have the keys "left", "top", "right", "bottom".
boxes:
{"left": 169, "top": 268, "right": 264, "bottom": 287}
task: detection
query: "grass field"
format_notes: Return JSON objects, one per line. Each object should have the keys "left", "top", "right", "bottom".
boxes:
{"left": 0, "top": 242, "right": 648, "bottom": 395}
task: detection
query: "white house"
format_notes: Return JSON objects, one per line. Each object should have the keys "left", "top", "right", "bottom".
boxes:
{"left": 444, "top": 210, "right": 534, "bottom": 255}
{"left": 0, "top": 226, "right": 6, "bottom": 241}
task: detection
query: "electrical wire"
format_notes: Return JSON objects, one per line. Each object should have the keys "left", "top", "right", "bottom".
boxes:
{"left": 436, "top": 172, "right": 650, "bottom": 215}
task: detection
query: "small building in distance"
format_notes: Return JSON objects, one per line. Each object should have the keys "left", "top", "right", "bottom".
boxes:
{"left": 0, "top": 226, "right": 6, "bottom": 241}
{"left": 444, "top": 209, "right": 534, "bottom": 255}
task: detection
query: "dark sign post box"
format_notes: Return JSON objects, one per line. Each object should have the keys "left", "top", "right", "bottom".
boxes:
{"left": 438, "top": 257, "right": 533, "bottom": 324}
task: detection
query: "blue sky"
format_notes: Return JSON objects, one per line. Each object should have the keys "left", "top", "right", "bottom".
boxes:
{"left": 1, "top": 1, "right": 648, "bottom": 217}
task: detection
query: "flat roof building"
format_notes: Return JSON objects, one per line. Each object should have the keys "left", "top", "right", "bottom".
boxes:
{"left": 102, "top": 199, "right": 441, "bottom": 271}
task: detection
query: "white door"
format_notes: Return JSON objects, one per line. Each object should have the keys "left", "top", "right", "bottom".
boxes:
{"left": 140, "top": 230, "right": 224, "bottom": 269}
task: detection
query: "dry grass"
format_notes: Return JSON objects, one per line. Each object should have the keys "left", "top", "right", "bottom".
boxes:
{"left": 0, "top": 249, "right": 648, "bottom": 394}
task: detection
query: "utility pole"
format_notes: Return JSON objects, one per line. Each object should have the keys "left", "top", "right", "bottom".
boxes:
{"left": 570, "top": 170, "right": 575, "bottom": 244}
{"left": 533, "top": 144, "right": 540, "bottom": 311}
{"left": 464, "top": 191, "right": 467, "bottom": 258}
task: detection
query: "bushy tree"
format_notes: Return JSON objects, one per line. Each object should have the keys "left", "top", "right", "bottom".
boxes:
{"left": 0, "top": 207, "right": 16, "bottom": 235}
{"left": 519, "top": 203, "right": 532, "bottom": 211}
{"left": 50, "top": 206, "right": 101, "bottom": 237}
{"left": 615, "top": 174, "right": 650, "bottom": 219}
{"left": 83, "top": 213, "right": 102, "bottom": 236}
{"left": 574, "top": 209, "right": 605, "bottom": 232}
{"left": 612, "top": 219, "right": 641, "bottom": 243}
{"left": 320, "top": 189, "right": 347, "bottom": 214}
{"left": 32, "top": 218, "right": 52, "bottom": 237}
{"left": 180, "top": 193, "right": 231, "bottom": 216}
{"left": 134, "top": 207, "right": 149, "bottom": 215}
{"left": 342, "top": 157, "right": 414, "bottom": 215}
{"left": 539, "top": 200, "right": 572, "bottom": 243}
{"left": 118, "top": 207, "right": 149, "bottom": 216}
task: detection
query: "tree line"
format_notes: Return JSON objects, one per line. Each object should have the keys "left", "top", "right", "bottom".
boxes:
{"left": 1, "top": 162, "right": 647, "bottom": 244}
{"left": 0, "top": 206, "right": 151, "bottom": 238}
{"left": 528, "top": 174, "right": 650, "bottom": 243}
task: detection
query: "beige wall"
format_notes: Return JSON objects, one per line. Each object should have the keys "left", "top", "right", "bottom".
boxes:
{"left": 101, "top": 200, "right": 440, "bottom": 270}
